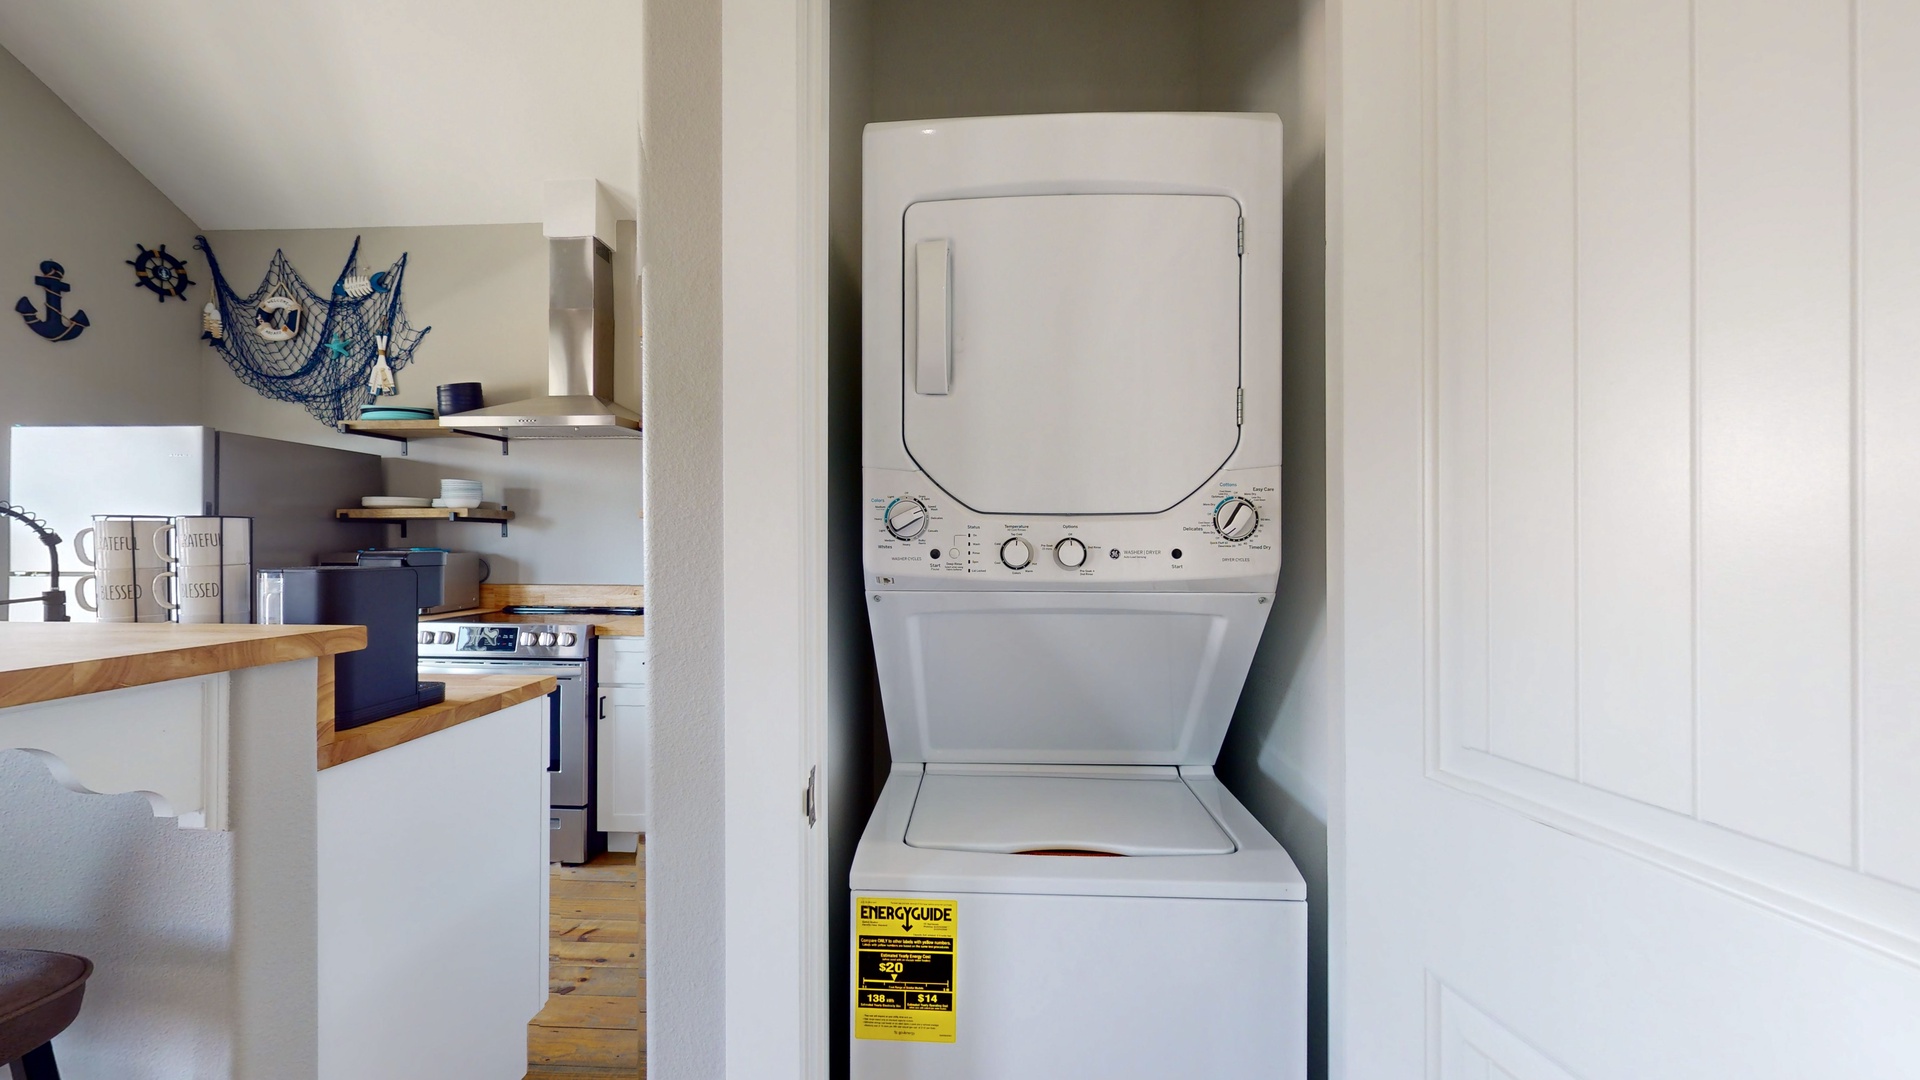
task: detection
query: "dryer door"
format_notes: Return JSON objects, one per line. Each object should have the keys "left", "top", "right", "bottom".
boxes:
{"left": 901, "top": 194, "right": 1243, "bottom": 516}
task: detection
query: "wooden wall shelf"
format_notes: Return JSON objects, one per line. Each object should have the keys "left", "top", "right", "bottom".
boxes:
{"left": 335, "top": 506, "right": 515, "bottom": 538}
{"left": 339, "top": 419, "right": 510, "bottom": 456}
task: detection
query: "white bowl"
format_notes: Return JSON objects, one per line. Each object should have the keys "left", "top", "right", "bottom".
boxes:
{"left": 362, "top": 496, "right": 433, "bottom": 508}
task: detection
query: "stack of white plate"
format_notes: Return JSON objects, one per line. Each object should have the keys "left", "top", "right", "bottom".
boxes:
{"left": 435, "top": 478, "right": 484, "bottom": 509}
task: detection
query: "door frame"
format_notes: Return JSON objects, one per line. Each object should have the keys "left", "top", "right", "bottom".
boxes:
{"left": 720, "top": 0, "right": 833, "bottom": 1076}
{"left": 1324, "top": 0, "right": 1414, "bottom": 1075}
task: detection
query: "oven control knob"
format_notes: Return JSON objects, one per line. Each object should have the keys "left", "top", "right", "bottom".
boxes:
{"left": 437, "top": 631, "right": 455, "bottom": 645}
{"left": 1213, "top": 497, "right": 1260, "bottom": 542}
{"left": 884, "top": 497, "right": 929, "bottom": 541}
{"left": 1000, "top": 537, "right": 1033, "bottom": 570}
{"left": 538, "top": 632, "right": 558, "bottom": 647}
{"left": 560, "top": 632, "right": 578, "bottom": 647}
{"left": 418, "top": 630, "right": 435, "bottom": 645}
{"left": 1054, "top": 537, "right": 1087, "bottom": 569}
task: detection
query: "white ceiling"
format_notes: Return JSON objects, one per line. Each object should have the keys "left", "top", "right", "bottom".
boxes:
{"left": 0, "top": 1, "right": 641, "bottom": 230}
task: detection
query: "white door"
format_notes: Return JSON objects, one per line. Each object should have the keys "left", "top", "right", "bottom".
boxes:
{"left": 599, "top": 686, "right": 651, "bottom": 834}
{"left": 1337, "top": 1, "right": 1920, "bottom": 1077}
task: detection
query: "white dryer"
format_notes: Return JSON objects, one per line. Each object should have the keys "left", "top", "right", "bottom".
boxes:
{"left": 854, "top": 113, "right": 1304, "bottom": 1079}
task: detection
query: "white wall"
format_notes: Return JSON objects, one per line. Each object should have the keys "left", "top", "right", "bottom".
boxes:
{"left": 641, "top": 0, "right": 727, "bottom": 1074}
{"left": 0, "top": 750, "right": 234, "bottom": 1078}
{"left": 198, "top": 224, "right": 643, "bottom": 584}
{"left": 0, "top": 43, "right": 204, "bottom": 587}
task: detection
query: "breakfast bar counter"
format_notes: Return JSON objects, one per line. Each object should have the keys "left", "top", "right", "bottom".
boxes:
{"left": 0, "top": 622, "right": 364, "bottom": 709}
{"left": 0, "top": 623, "right": 554, "bottom": 1079}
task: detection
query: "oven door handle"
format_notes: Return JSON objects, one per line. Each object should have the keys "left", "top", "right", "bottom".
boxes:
{"left": 417, "top": 662, "right": 585, "bottom": 679}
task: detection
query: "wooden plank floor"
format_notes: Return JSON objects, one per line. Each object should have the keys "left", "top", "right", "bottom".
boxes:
{"left": 527, "top": 844, "right": 644, "bottom": 1079}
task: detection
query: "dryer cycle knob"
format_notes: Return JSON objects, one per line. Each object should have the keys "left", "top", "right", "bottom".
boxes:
{"left": 1054, "top": 537, "right": 1087, "bottom": 569}
{"left": 1213, "top": 497, "right": 1260, "bottom": 542}
{"left": 884, "top": 497, "right": 929, "bottom": 541}
{"left": 1000, "top": 537, "right": 1034, "bottom": 570}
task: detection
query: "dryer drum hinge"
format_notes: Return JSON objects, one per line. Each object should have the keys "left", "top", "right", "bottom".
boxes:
{"left": 804, "top": 766, "right": 818, "bottom": 827}
{"left": 1237, "top": 387, "right": 1244, "bottom": 425}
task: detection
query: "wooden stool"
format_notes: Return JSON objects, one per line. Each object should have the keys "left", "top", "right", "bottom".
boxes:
{"left": 0, "top": 950, "right": 91, "bottom": 1080}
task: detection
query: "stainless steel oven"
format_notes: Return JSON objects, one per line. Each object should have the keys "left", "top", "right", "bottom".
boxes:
{"left": 418, "top": 618, "right": 603, "bottom": 864}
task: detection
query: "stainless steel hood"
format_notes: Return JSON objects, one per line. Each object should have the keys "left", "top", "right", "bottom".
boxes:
{"left": 446, "top": 236, "right": 641, "bottom": 437}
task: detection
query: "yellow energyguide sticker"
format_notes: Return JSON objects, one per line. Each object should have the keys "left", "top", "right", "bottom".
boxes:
{"left": 854, "top": 896, "right": 957, "bottom": 1042}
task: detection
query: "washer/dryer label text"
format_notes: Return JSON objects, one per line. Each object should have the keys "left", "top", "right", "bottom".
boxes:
{"left": 855, "top": 896, "right": 958, "bottom": 1042}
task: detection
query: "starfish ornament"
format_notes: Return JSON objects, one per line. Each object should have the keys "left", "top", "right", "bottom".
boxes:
{"left": 324, "top": 333, "right": 350, "bottom": 361}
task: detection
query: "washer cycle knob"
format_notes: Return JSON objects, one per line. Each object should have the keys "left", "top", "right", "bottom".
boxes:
{"left": 1213, "top": 497, "right": 1260, "bottom": 542}
{"left": 1054, "top": 537, "right": 1088, "bottom": 569}
{"left": 1000, "top": 537, "right": 1034, "bottom": 570}
{"left": 884, "top": 497, "right": 929, "bottom": 541}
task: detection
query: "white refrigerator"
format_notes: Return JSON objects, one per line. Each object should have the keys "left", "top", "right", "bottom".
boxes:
{"left": 7, "top": 425, "right": 386, "bottom": 621}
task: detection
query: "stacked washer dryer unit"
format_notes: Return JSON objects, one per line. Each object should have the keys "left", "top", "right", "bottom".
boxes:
{"left": 852, "top": 113, "right": 1305, "bottom": 1078}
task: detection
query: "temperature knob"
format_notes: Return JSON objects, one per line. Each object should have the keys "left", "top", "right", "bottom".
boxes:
{"left": 1000, "top": 537, "right": 1034, "bottom": 570}
{"left": 884, "top": 497, "right": 929, "bottom": 541}
{"left": 560, "top": 633, "right": 578, "bottom": 647}
{"left": 418, "top": 631, "right": 435, "bottom": 645}
{"left": 1054, "top": 537, "right": 1088, "bottom": 569}
{"left": 1213, "top": 497, "right": 1260, "bottom": 542}
{"left": 538, "top": 632, "right": 558, "bottom": 647}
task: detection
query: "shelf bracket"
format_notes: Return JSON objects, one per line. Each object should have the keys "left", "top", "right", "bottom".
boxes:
{"left": 445, "top": 429, "right": 511, "bottom": 455}
{"left": 345, "top": 428, "right": 410, "bottom": 455}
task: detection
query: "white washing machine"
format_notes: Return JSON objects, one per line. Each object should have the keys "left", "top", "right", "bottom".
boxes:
{"left": 853, "top": 113, "right": 1305, "bottom": 1079}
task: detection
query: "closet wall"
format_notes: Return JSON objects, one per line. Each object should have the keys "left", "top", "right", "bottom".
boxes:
{"left": 828, "top": 3, "right": 1330, "bottom": 1074}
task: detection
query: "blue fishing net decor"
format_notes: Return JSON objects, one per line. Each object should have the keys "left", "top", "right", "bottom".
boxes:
{"left": 194, "top": 235, "right": 432, "bottom": 429}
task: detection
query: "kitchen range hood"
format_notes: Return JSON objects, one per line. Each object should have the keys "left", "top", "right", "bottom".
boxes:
{"left": 447, "top": 236, "right": 640, "bottom": 438}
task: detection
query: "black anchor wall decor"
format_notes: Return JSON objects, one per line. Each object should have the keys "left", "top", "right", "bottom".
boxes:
{"left": 14, "top": 261, "right": 90, "bottom": 342}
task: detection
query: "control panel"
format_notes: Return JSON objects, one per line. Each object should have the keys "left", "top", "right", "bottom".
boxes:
{"left": 864, "top": 465, "right": 1280, "bottom": 592}
{"left": 417, "top": 622, "right": 591, "bottom": 660}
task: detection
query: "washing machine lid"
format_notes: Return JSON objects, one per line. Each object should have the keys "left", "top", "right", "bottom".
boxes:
{"left": 904, "top": 766, "right": 1236, "bottom": 857}
{"left": 900, "top": 194, "right": 1243, "bottom": 516}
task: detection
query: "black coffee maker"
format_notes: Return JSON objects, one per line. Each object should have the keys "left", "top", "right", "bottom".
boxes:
{"left": 257, "top": 565, "right": 445, "bottom": 729}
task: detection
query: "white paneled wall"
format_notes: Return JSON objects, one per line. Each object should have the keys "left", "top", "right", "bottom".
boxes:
{"left": 1433, "top": 0, "right": 1920, "bottom": 954}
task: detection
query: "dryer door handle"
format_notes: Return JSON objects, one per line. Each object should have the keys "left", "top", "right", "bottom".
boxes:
{"left": 913, "top": 238, "right": 952, "bottom": 395}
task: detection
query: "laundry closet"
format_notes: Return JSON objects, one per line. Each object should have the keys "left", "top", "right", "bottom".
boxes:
{"left": 824, "top": 1, "right": 1330, "bottom": 1073}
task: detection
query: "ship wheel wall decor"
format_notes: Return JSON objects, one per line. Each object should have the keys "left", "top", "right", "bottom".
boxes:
{"left": 127, "top": 243, "right": 195, "bottom": 301}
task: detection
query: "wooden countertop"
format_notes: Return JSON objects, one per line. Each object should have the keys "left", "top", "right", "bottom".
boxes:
{"left": 0, "top": 623, "right": 366, "bottom": 711}
{"left": 417, "top": 583, "right": 644, "bottom": 637}
{"left": 319, "top": 672, "right": 557, "bottom": 770}
{"left": 594, "top": 616, "right": 646, "bottom": 637}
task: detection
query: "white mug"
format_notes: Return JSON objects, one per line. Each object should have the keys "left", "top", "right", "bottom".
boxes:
{"left": 74, "top": 568, "right": 166, "bottom": 623}
{"left": 222, "top": 563, "right": 254, "bottom": 624}
{"left": 73, "top": 516, "right": 170, "bottom": 572}
{"left": 155, "top": 562, "right": 228, "bottom": 624}
{"left": 158, "top": 515, "right": 252, "bottom": 568}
